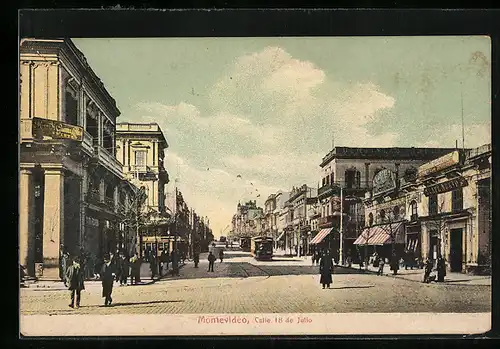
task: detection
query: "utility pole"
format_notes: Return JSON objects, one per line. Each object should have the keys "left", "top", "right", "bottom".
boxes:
{"left": 339, "top": 185, "right": 344, "bottom": 265}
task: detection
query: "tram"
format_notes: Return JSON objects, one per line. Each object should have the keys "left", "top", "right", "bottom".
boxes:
{"left": 141, "top": 236, "right": 188, "bottom": 258}
{"left": 240, "top": 237, "right": 251, "bottom": 252}
{"left": 250, "top": 236, "right": 273, "bottom": 260}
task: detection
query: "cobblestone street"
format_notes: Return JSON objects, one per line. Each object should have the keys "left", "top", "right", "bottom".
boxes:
{"left": 20, "top": 251, "right": 491, "bottom": 315}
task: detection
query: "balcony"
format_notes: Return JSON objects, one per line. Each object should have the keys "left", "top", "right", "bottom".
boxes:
{"left": 104, "top": 196, "right": 116, "bottom": 211}
{"left": 318, "top": 183, "right": 341, "bottom": 199}
{"left": 82, "top": 131, "right": 94, "bottom": 155}
{"left": 86, "top": 190, "right": 101, "bottom": 206}
{"left": 95, "top": 145, "right": 123, "bottom": 178}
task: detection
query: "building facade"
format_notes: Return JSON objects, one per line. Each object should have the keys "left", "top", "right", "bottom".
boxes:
{"left": 360, "top": 145, "right": 491, "bottom": 274}
{"left": 316, "top": 147, "right": 457, "bottom": 263}
{"left": 19, "top": 38, "right": 134, "bottom": 278}
{"left": 115, "top": 123, "right": 170, "bottom": 216}
{"left": 231, "top": 200, "right": 265, "bottom": 238}
{"left": 284, "top": 185, "right": 318, "bottom": 256}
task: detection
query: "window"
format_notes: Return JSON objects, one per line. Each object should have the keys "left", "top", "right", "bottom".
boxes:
{"left": 428, "top": 194, "right": 438, "bottom": 216}
{"left": 345, "top": 169, "right": 361, "bottom": 189}
{"left": 379, "top": 209, "right": 386, "bottom": 221}
{"left": 410, "top": 200, "right": 418, "bottom": 220}
{"left": 65, "top": 91, "right": 78, "bottom": 126}
{"left": 135, "top": 150, "right": 147, "bottom": 166}
{"left": 330, "top": 172, "right": 335, "bottom": 185}
{"left": 393, "top": 205, "right": 400, "bottom": 219}
{"left": 368, "top": 212, "right": 374, "bottom": 226}
{"left": 452, "top": 188, "right": 463, "bottom": 212}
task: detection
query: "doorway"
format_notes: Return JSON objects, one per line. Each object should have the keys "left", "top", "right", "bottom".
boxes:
{"left": 450, "top": 228, "right": 463, "bottom": 272}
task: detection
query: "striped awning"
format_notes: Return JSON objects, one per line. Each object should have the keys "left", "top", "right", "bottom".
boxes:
{"left": 353, "top": 222, "right": 405, "bottom": 246}
{"left": 310, "top": 228, "right": 333, "bottom": 245}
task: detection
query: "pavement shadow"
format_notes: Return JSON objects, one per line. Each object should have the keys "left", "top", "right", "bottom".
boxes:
{"left": 91, "top": 300, "right": 185, "bottom": 308}
{"left": 329, "top": 285, "right": 375, "bottom": 290}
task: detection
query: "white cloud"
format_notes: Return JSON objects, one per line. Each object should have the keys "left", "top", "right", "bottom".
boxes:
{"left": 417, "top": 123, "right": 491, "bottom": 149}
{"left": 133, "top": 47, "right": 413, "bottom": 235}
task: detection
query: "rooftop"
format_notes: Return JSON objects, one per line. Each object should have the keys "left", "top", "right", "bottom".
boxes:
{"left": 20, "top": 38, "right": 120, "bottom": 117}
{"left": 116, "top": 122, "right": 168, "bottom": 148}
{"left": 320, "top": 146, "right": 459, "bottom": 167}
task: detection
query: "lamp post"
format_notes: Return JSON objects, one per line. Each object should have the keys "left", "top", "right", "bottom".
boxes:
{"left": 339, "top": 185, "right": 344, "bottom": 265}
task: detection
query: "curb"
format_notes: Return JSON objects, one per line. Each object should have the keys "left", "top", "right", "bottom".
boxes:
{"left": 341, "top": 265, "right": 491, "bottom": 286}
{"left": 22, "top": 263, "right": 188, "bottom": 290}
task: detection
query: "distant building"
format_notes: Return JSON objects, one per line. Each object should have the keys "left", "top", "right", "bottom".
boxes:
{"left": 315, "top": 146, "right": 458, "bottom": 263}
{"left": 231, "top": 200, "right": 264, "bottom": 238}
{"left": 284, "top": 185, "right": 318, "bottom": 256}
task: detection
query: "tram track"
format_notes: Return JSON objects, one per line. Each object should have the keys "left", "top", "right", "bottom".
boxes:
{"left": 237, "top": 262, "right": 271, "bottom": 281}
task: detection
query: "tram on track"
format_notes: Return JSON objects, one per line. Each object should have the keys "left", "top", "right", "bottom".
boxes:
{"left": 240, "top": 237, "right": 251, "bottom": 252}
{"left": 250, "top": 236, "right": 273, "bottom": 260}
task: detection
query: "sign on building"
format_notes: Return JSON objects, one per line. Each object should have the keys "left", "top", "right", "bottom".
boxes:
{"left": 32, "top": 117, "right": 84, "bottom": 141}
{"left": 372, "top": 169, "right": 397, "bottom": 196}
{"left": 424, "top": 177, "right": 468, "bottom": 196}
{"left": 418, "top": 151, "right": 460, "bottom": 177}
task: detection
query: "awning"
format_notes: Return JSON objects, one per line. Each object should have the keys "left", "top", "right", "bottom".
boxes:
{"left": 310, "top": 228, "right": 333, "bottom": 245}
{"left": 353, "top": 222, "right": 405, "bottom": 246}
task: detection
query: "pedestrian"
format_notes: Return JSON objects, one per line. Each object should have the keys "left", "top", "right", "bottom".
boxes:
{"left": 437, "top": 256, "right": 446, "bottom": 282}
{"left": 129, "top": 253, "right": 140, "bottom": 285}
{"left": 376, "top": 256, "right": 385, "bottom": 276}
{"left": 119, "top": 253, "right": 129, "bottom": 286}
{"left": 100, "top": 254, "right": 115, "bottom": 306}
{"left": 193, "top": 252, "right": 200, "bottom": 268}
{"left": 390, "top": 252, "right": 399, "bottom": 275}
{"left": 165, "top": 251, "right": 171, "bottom": 270}
{"left": 319, "top": 250, "right": 335, "bottom": 289}
{"left": 150, "top": 253, "right": 158, "bottom": 280}
{"left": 60, "top": 247, "right": 70, "bottom": 286}
{"left": 423, "top": 258, "right": 433, "bottom": 283}
{"left": 66, "top": 257, "right": 85, "bottom": 309}
{"left": 208, "top": 251, "right": 216, "bottom": 272}
{"left": 219, "top": 249, "right": 224, "bottom": 263}
{"left": 160, "top": 250, "right": 167, "bottom": 276}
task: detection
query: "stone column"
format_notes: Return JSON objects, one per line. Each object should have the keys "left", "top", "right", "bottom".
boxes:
{"left": 42, "top": 168, "right": 65, "bottom": 280}
{"left": 20, "top": 61, "right": 32, "bottom": 120}
{"left": 47, "top": 61, "right": 60, "bottom": 120}
{"left": 19, "top": 168, "right": 35, "bottom": 276}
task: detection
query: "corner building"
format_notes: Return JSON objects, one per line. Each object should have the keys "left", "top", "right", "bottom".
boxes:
{"left": 19, "top": 38, "right": 132, "bottom": 279}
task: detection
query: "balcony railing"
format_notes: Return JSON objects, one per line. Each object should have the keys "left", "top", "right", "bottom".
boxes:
{"left": 86, "top": 190, "right": 101, "bottom": 205}
{"left": 94, "top": 145, "right": 123, "bottom": 178}
{"left": 104, "top": 196, "right": 115, "bottom": 211}
{"left": 82, "top": 131, "right": 94, "bottom": 154}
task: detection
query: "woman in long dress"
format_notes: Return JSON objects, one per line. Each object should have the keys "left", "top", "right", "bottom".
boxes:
{"left": 319, "top": 250, "right": 335, "bottom": 289}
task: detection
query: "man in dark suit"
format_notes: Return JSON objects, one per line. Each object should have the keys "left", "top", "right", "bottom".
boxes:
{"left": 100, "top": 254, "right": 116, "bottom": 306}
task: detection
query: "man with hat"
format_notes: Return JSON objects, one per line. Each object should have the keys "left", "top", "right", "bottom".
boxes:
{"left": 66, "top": 257, "right": 85, "bottom": 309}
{"left": 100, "top": 254, "right": 116, "bottom": 306}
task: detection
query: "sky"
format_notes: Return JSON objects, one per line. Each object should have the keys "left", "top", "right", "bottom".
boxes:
{"left": 72, "top": 36, "right": 491, "bottom": 238}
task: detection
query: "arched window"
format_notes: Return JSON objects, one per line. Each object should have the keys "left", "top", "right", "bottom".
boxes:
{"left": 379, "top": 209, "right": 386, "bottom": 221}
{"left": 368, "top": 212, "right": 374, "bottom": 226}
{"left": 410, "top": 200, "right": 418, "bottom": 220}
{"left": 393, "top": 205, "right": 400, "bottom": 219}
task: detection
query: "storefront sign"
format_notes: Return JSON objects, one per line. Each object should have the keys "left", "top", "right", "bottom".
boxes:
{"left": 418, "top": 151, "right": 460, "bottom": 177}
{"left": 424, "top": 177, "right": 468, "bottom": 196}
{"left": 372, "top": 169, "right": 396, "bottom": 196}
{"left": 375, "top": 197, "right": 406, "bottom": 212}
{"left": 32, "top": 117, "right": 84, "bottom": 141}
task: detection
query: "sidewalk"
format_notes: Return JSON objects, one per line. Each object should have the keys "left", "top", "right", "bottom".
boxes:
{"left": 345, "top": 263, "right": 491, "bottom": 286}
{"left": 22, "top": 262, "right": 186, "bottom": 290}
